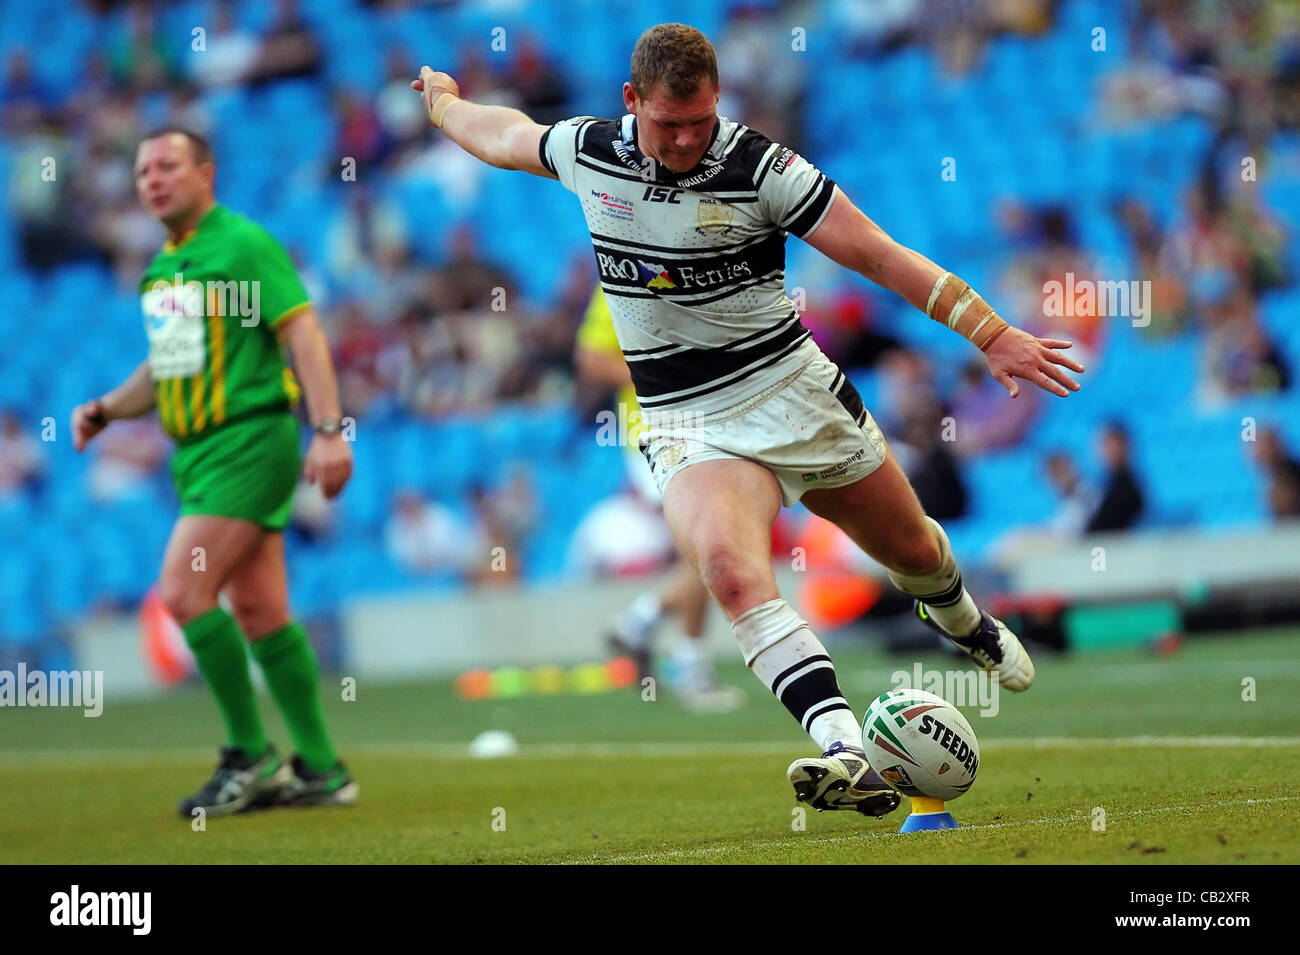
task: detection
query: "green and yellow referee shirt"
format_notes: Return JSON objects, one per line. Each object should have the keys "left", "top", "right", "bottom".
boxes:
{"left": 139, "top": 203, "right": 305, "bottom": 442}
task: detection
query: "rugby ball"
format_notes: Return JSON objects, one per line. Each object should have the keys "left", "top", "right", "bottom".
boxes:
{"left": 861, "top": 688, "right": 980, "bottom": 802}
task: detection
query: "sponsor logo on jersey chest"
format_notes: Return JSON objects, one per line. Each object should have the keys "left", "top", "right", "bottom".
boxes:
{"left": 595, "top": 252, "right": 752, "bottom": 293}
{"left": 590, "top": 189, "right": 635, "bottom": 221}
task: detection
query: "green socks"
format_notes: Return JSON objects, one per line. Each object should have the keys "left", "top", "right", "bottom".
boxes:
{"left": 248, "top": 622, "right": 338, "bottom": 774}
{"left": 182, "top": 607, "right": 268, "bottom": 759}
{"left": 181, "top": 610, "right": 337, "bottom": 774}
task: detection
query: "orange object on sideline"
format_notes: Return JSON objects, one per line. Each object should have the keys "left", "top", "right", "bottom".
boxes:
{"left": 140, "top": 585, "right": 194, "bottom": 686}
{"left": 801, "top": 574, "right": 883, "bottom": 631}
{"left": 606, "top": 656, "right": 638, "bottom": 688}
{"left": 455, "top": 669, "right": 493, "bottom": 700}
{"left": 1154, "top": 632, "right": 1184, "bottom": 656}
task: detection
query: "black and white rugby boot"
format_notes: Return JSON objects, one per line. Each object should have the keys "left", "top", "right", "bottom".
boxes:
{"left": 787, "top": 741, "right": 902, "bottom": 818}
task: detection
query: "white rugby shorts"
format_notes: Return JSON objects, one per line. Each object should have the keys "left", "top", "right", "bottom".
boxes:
{"left": 637, "top": 352, "right": 889, "bottom": 507}
{"left": 623, "top": 440, "right": 662, "bottom": 503}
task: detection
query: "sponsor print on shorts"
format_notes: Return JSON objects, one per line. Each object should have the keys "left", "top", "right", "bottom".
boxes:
{"left": 800, "top": 447, "right": 867, "bottom": 482}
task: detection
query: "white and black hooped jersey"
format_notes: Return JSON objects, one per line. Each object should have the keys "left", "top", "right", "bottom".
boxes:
{"left": 539, "top": 113, "right": 838, "bottom": 414}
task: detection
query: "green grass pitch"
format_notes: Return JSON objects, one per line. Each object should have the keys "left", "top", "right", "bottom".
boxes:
{"left": 1, "top": 627, "right": 1297, "bottom": 864}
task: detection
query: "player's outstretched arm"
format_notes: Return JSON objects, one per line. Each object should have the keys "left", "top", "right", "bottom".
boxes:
{"left": 412, "top": 66, "right": 555, "bottom": 179}
{"left": 277, "top": 308, "right": 353, "bottom": 498}
{"left": 805, "top": 188, "right": 1084, "bottom": 398}
{"left": 71, "top": 359, "right": 156, "bottom": 451}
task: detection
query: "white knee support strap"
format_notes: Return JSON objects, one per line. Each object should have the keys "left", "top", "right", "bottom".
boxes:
{"left": 732, "top": 598, "right": 808, "bottom": 667}
{"left": 885, "top": 517, "right": 964, "bottom": 607}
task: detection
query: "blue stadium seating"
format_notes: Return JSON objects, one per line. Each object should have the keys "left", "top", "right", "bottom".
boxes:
{"left": 2, "top": 0, "right": 1296, "bottom": 656}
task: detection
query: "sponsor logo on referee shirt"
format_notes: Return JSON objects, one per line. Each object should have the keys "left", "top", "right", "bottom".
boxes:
{"left": 143, "top": 274, "right": 262, "bottom": 326}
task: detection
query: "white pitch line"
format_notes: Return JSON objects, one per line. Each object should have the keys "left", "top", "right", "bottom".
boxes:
{"left": 0, "top": 736, "right": 1297, "bottom": 766}
{"left": 354, "top": 736, "right": 1300, "bottom": 757}
{"left": 982, "top": 735, "right": 1300, "bottom": 749}
{"left": 563, "top": 795, "right": 1300, "bottom": 865}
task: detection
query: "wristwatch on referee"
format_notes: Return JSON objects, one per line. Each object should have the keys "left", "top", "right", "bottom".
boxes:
{"left": 313, "top": 418, "right": 343, "bottom": 437}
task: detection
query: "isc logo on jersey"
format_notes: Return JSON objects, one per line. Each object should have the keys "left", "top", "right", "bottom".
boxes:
{"left": 642, "top": 186, "right": 682, "bottom": 204}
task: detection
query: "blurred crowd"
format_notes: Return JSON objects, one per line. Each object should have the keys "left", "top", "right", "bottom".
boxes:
{"left": 1101, "top": 0, "right": 1300, "bottom": 139}
{"left": 2, "top": 0, "right": 595, "bottom": 424}
{"left": 831, "top": 0, "right": 1057, "bottom": 75}
{"left": 2, "top": 0, "right": 1299, "bottom": 595}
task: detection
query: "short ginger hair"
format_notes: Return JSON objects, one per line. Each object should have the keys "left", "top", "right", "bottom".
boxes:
{"left": 629, "top": 23, "right": 719, "bottom": 100}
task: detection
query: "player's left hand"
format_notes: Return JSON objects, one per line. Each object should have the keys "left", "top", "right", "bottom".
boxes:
{"left": 983, "top": 327, "right": 1085, "bottom": 398}
{"left": 304, "top": 433, "right": 353, "bottom": 499}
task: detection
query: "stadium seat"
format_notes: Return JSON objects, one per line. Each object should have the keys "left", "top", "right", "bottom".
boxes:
{"left": 4, "top": 0, "right": 1296, "bottom": 665}
{"left": 0, "top": 557, "right": 44, "bottom": 644}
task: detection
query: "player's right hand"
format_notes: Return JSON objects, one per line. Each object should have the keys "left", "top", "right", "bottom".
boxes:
{"left": 411, "top": 66, "right": 460, "bottom": 125}
{"left": 71, "top": 399, "right": 108, "bottom": 452}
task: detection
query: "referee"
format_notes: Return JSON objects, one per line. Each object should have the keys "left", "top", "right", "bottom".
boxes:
{"left": 72, "top": 128, "right": 357, "bottom": 817}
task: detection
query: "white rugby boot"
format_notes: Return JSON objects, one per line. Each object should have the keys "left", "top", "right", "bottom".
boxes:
{"left": 915, "top": 602, "right": 1036, "bottom": 692}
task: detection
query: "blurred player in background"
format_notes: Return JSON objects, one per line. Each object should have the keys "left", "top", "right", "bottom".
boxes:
{"left": 71, "top": 128, "right": 358, "bottom": 818}
{"left": 415, "top": 22, "right": 1082, "bottom": 818}
{"left": 576, "top": 286, "right": 744, "bottom": 713}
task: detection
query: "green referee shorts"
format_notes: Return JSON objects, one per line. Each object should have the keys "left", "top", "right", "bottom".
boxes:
{"left": 170, "top": 411, "right": 301, "bottom": 530}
